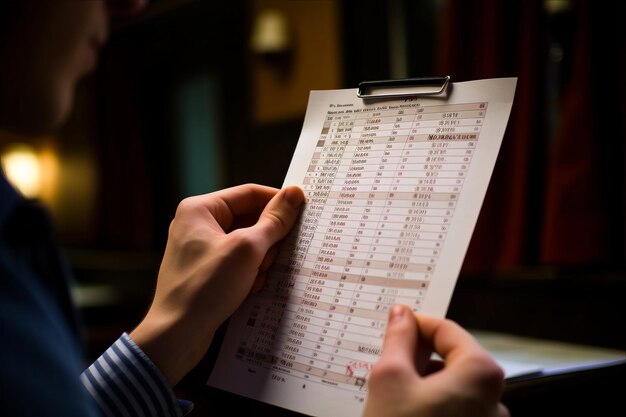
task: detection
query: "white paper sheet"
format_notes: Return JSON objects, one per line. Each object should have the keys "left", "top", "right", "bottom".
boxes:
{"left": 207, "top": 78, "right": 518, "bottom": 417}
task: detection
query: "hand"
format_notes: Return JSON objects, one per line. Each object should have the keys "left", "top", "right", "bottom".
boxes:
{"left": 363, "top": 305, "right": 509, "bottom": 417}
{"left": 130, "top": 184, "right": 305, "bottom": 385}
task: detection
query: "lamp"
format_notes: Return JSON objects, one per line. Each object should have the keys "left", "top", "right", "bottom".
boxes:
{"left": 250, "top": 9, "right": 294, "bottom": 80}
{"left": 250, "top": 9, "right": 292, "bottom": 55}
{"left": 1, "top": 143, "right": 42, "bottom": 198}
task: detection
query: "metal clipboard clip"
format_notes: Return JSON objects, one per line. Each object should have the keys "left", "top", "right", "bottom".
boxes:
{"left": 357, "top": 75, "right": 451, "bottom": 99}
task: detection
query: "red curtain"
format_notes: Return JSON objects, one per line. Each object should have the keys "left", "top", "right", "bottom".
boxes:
{"left": 541, "top": 0, "right": 626, "bottom": 265}
{"left": 436, "top": 0, "right": 626, "bottom": 275}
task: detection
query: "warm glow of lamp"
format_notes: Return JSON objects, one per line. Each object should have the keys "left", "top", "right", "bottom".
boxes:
{"left": 1, "top": 143, "right": 42, "bottom": 198}
{"left": 250, "top": 9, "right": 292, "bottom": 54}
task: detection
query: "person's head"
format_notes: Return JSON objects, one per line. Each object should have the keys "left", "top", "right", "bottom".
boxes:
{"left": 0, "top": 0, "right": 147, "bottom": 137}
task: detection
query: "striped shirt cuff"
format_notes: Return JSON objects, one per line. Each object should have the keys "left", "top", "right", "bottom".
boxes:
{"left": 81, "top": 333, "right": 192, "bottom": 417}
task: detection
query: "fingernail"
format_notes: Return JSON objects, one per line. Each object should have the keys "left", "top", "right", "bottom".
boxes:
{"left": 284, "top": 187, "right": 304, "bottom": 209}
{"left": 389, "top": 305, "right": 405, "bottom": 323}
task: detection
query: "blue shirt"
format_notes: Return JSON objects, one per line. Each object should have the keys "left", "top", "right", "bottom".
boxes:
{"left": 0, "top": 174, "right": 191, "bottom": 416}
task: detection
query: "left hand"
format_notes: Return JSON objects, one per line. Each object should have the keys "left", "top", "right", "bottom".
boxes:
{"left": 363, "top": 305, "right": 508, "bottom": 417}
{"left": 131, "top": 184, "right": 305, "bottom": 385}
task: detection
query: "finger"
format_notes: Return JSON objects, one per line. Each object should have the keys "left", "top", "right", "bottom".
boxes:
{"left": 415, "top": 314, "right": 504, "bottom": 391}
{"left": 259, "top": 245, "right": 279, "bottom": 273}
{"left": 250, "top": 272, "right": 268, "bottom": 294}
{"left": 415, "top": 323, "right": 435, "bottom": 376}
{"left": 378, "top": 305, "right": 419, "bottom": 367}
{"left": 250, "top": 186, "right": 305, "bottom": 248}
{"left": 205, "top": 184, "right": 280, "bottom": 231}
{"left": 414, "top": 314, "right": 487, "bottom": 363}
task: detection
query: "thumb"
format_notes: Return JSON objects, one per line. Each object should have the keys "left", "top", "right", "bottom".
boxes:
{"left": 379, "top": 305, "right": 419, "bottom": 366}
{"left": 252, "top": 185, "right": 305, "bottom": 248}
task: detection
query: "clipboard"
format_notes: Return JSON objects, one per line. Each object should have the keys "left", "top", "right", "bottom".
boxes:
{"left": 207, "top": 77, "right": 519, "bottom": 417}
{"left": 357, "top": 75, "right": 450, "bottom": 99}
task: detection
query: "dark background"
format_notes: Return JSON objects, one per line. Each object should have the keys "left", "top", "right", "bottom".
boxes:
{"left": 14, "top": 0, "right": 625, "bottom": 415}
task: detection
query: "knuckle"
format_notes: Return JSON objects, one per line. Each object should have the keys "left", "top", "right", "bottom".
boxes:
{"left": 469, "top": 353, "right": 506, "bottom": 391}
{"left": 229, "top": 231, "right": 258, "bottom": 258}
{"left": 175, "top": 196, "right": 199, "bottom": 217}
{"left": 263, "top": 209, "right": 288, "bottom": 232}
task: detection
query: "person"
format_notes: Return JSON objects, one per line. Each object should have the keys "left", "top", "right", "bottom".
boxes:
{"left": 0, "top": 1, "right": 509, "bottom": 417}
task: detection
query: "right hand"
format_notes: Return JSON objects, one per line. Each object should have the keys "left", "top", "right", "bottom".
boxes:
{"left": 130, "top": 184, "right": 305, "bottom": 385}
{"left": 363, "top": 305, "right": 509, "bottom": 417}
